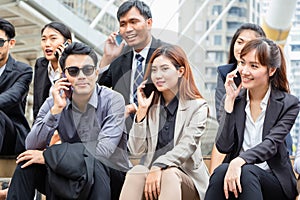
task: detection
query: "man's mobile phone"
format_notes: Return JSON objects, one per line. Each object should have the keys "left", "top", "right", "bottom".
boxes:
{"left": 115, "top": 33, "right": 123, "bottom": 46}
{"left": 55, "top": 40, "right": 69, "bottom": 59}
{"left": 62, "top": 72, "right": 73, "bottom": 100}
{"left": 143, "top": 83, "right": 157, "bottom": 98}
{"left": 231, "top": 71, "right": 241, "bottom": 90}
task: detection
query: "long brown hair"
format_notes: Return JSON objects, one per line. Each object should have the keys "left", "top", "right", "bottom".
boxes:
{"left": 240, "top": 38, "right": 290, "bottom": 93}
{"left": 144, "top": 45, "right": 203, "bottom": 104}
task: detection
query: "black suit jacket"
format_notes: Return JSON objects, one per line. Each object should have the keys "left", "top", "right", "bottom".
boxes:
{"left": 216, "top": 88, "right": 300, "bottom": 199}
{"left": 0, "top": 55, "right": 32, "bottom": 154}
{"left": 33, "top": 57, "right": 52, "bottom": 120}
{"left": 98, "top": 37, "right": 166, "bottom": 105}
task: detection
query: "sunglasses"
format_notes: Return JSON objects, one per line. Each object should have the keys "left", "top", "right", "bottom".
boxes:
{"left": 0, "top": 39, "right": 10, "bottom": 47}
{"left": 64, "top": 65, "right": 95, "bottom": 77}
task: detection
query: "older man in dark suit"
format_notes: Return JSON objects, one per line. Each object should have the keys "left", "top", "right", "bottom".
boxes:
{"left": 98, "top": 0, "right": 167, "bottom": 132}
{"left": 0, "top": 18, "right": 32, "bottom": 156}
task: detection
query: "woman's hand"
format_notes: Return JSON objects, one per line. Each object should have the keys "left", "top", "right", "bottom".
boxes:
{"left": 144, "top": 166, "right": 162, "bottom": 200}
{"left": 223, "top": 157, "right": 245, "bottom": 199}
{"left": 224, "top": 69, "right": 242, "bottom": 113}
{"left": 136, "top": 80, "right": 155, "bottom": 122}
{"left": 16, "top": 150, "right": 45, "bottom": 168}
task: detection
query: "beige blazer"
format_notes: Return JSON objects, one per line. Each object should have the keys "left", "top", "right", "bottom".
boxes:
{"left": 128, "top": 97, "right": 210, "bottom": 200}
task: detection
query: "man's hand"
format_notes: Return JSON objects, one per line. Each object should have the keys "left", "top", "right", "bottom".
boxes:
{"left": 50, "top": 77, "right": 71, "bottom": 115}
{"left": 144, "top": 166, "right": 162, "bottom": 200}
{"left": 16, "top": 150, "right": 45, "bottom": 168}
{"left": 100, "top": 32, "right": 125, "bottom": 68}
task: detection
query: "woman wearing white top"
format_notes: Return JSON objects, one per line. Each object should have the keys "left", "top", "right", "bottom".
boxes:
{"left": 205, "top": 38, "right": 299, "bottom": 200}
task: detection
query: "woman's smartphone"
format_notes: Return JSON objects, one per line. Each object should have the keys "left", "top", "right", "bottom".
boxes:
{"left": 231, "top": 71, "right": 241, "bottom": 90}
{"left": 55, "top": 40, "right": 69, "bottom": 59}
{"left": 143, "top": 83, "right": 157, "bottom": 98}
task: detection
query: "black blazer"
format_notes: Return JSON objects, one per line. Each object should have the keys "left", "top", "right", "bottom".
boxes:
{"left": 98, "top": 37, "right": 166, "bottom": 105}
{"left": 33, "top": 57, "right": 52, "bottom": 120}
{"left": 216, "top": 88, "right": 300, "bottom": 199}
{"left": 0, "top": 55, "right": 32, "bottom": 154}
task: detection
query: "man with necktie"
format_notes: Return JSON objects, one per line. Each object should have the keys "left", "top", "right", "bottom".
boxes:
{"left": 98, "top": 0, "right": 167, "bottom": 131}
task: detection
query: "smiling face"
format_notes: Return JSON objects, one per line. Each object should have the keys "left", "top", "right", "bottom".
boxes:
{"left": 41, "top": 27, "right": 66, "bottom": 61}
{"left": 151, "top": 55, "right": 184, "bottom": 97}
{"left": 64, "top": 54, "right": 98, "bottom": 97}
{"left": 238, "top": 49, "right": 276, "bottom": 91}
{"left": 119, "top": 7, "right": 152, "bottom": 51}
{"left": 234, "top": 30, "right": 259, "bottom": 61}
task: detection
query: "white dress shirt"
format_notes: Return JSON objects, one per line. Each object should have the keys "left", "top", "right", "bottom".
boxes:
{"left": 48, "top": 62, "right": 61, "bottom": 96}
{"left": 242, "top": 85, "right": 271, "bottom": 171}
{"left": 129, "top": 39, "right": 152, "bottom": 106}
{"left": 0, "top": 64, "right": 6, "bottom": 77}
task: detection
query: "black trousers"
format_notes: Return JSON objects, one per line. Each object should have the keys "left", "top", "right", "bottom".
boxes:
{"left": 204, "top": 164, "right": 291, "bottom": 200}
{"left": 0, "top": 110, "right": 17, "bottom": 155}
{"left": 7, "top": 160, "right": 126, "bottom": 200}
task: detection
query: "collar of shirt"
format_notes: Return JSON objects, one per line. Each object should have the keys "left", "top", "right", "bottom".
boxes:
{"left": 0, "top": 63, "right": 6, "bottom": 77}
{"left": 246, "top": 84, "right": 271, "bottom": 112}
{"left": 48, "top": 62, "right": 61, "bottom": 85}
{"left": 160, "top": 94, "right": 179, "bottom": 116}
{"left": 66, "top": 85, "right": 99, "bottom": 111}
{"left": 132, "top": 37, "right": 152, "bottom": 66}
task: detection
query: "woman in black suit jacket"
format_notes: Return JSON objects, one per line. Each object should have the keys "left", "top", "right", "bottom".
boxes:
{"left": 211, "top": 23, "right": 266, "bottom": 174}
{"left": 33, "top": 22, "right": 72, "bottom": 119}
{"left": 205, "top": 38, "right": 299, "bottom": 200}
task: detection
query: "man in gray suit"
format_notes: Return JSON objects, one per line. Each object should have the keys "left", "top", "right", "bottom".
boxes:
{"left": 98, "top": 0, "right": 166, "bottom": 124}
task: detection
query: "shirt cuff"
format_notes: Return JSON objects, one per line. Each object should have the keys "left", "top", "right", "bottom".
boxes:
{"left": 99, "top": 64, "right": 109, "bottom": 74}
{"left": 44, "top": 111, "right": 60, "bottom": 128}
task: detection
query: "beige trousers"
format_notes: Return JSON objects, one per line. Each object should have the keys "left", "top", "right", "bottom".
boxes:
{"left": 119, "top": 165, "right": 200, "bottom": 200}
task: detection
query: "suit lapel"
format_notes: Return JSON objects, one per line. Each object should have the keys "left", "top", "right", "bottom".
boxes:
{"left": 262, "top": 89, "right": 283, "bottom": 138}
{"left": 234, "top": 90, "right": 247, "bottom": 150}
{"left": 174, "top": 100, "right": 187, "bottom": 144}
{"left": 120, "top": 50, "right": 133, "bottom": 99}
{"left": 148, "top": 103, "right": 160, "bottom": 151}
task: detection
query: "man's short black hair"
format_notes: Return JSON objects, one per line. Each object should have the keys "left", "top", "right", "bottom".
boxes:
{"left": 0, "top": 18, "right": 16, "bottom": 39}
{"left": 117, "top": 0, "right": 152, "bottom": 21}
{"left": 59, "top": 42, "right": 98, "bottom": 71}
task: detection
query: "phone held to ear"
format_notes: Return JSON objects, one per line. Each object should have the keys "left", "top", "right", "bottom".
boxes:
{"left": 143, "top": 83, "right": 157, "bottom": 98}
{"left": 231, "top": 71, "right": 241, "bottom": 90}
{"left": 61, "top": 72, "right": 73, "bottom": 100}
{"left": 55, "top": 40, "right": 69, "bottom": 59}
{"left": 115, "top": 33, "right": 123, "bottom": 46}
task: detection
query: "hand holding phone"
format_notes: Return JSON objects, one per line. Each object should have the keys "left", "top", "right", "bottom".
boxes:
{"left": 231, "top": 70, "right": 241, "bottom": 90}
{"left": 61, "top": 73, "right": 73, "bottom": 100}
{"left": 115, "top": 33, "right": 123, "bottom": 46}
{"left": 143, "top": 82, "right": 157, "bottom": 98}
{"left": 55, "top": 41, "right": 69, "bottom": 59}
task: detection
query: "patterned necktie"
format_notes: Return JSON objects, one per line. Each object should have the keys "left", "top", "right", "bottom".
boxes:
{"left": 133, "top": 54, "right": 144, "bottom": 106}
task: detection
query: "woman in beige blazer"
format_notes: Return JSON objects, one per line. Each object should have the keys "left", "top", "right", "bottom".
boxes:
{"left": 120, "top": 45, "right": 209, "bottom": 200}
